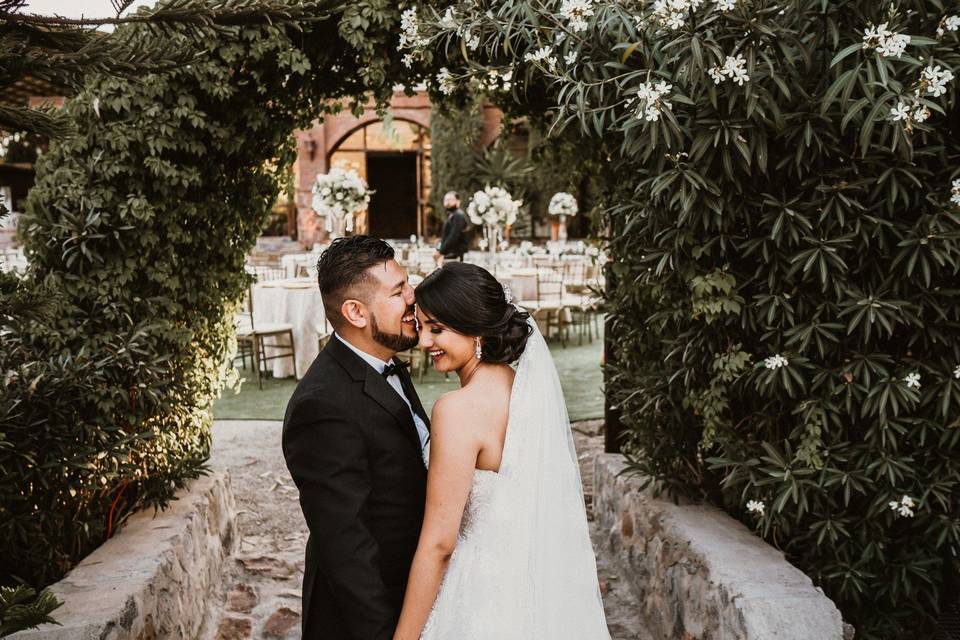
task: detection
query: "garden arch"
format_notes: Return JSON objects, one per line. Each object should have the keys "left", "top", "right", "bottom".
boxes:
{"left": 12, "top": 11, "right": 409, "bottom": 586}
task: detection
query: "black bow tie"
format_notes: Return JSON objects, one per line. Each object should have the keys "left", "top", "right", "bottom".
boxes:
{"left": 382, "top": 361, "right": 410, "bottom": 378}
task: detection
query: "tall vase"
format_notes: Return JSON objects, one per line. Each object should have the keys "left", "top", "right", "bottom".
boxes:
{"left": 558, "top": 214, "right": 568, "bottom": 242}
{"left": 485, "top": 224, "right": 499, "bottom": 258}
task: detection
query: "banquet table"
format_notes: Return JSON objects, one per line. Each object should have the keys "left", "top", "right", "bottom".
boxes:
{"left": 251, "top": 279, "right": 326, "bottom": 379}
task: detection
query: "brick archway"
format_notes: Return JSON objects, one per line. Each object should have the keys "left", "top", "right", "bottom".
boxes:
{"left": 292, "top": 92, "right": 503, "bottom": 247}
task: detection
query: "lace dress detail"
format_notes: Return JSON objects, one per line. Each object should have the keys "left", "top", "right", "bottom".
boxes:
{"left": 420, "top": 469, "right": 499, "bottom": 638}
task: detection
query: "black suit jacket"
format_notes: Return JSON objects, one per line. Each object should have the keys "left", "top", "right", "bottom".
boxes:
{"left": 282, "top": 336, "right": 430, "bottom": 640}
{"left": 438, "top": 208, "right": 469, "bottom": 258}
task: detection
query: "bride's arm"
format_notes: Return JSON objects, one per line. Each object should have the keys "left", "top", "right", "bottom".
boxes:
{"left": 393, "top": 395, "right": 481, "bottom": 640}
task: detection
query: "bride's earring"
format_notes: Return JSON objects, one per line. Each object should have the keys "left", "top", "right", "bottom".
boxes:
{"left": 475, "top": 337, "right": 482, "bottom": 361}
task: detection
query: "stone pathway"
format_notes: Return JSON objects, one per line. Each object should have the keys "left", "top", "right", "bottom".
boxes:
{"left": 203, "top": 419, "right": 650, "bottom": 640}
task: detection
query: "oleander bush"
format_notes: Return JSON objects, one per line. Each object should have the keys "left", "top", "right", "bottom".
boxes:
{"left": 2, "top": 0, "right": 406, "bottom": 588}
{"left": 407, "top": 0, "right": 960, "bottom": 636}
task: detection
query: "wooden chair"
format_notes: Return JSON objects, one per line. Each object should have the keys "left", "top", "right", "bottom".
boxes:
{"left": 235, "top": 283, "right": 297, "bottom": 389}
{"left": 518, "top": 270, "right": 568, "bottom": 346}
{"left": 395, "top": 348, "right": 429, "bottom": 381}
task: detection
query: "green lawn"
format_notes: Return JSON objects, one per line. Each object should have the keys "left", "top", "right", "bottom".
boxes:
{"left": 214, "top": 325, "right": 605, "bottom": 422}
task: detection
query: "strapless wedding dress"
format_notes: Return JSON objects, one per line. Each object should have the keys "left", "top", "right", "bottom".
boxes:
{"left": 418, "top": 316, "right": 610, "bottom": 639}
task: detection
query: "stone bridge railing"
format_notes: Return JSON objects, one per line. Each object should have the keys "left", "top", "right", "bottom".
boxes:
{"left": 594, "top": 454, "right": 852, "bottom": 640}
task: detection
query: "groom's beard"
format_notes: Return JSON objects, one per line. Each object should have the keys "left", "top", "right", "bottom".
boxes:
{"left": 371, "top": 314, "right": 418, "bottom": 353}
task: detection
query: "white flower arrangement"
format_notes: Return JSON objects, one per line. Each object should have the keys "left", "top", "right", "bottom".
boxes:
{"left": 467, "top": 185, "right": 522, "bottom": 228}
{"left": 311, "top": 167, "right": 372, "bottom": 234}
{"left": 888, "top": 494, "right": 916, "bottom": 518}
{"left": 548, "top": 192, "right": 579, "bottom": 217}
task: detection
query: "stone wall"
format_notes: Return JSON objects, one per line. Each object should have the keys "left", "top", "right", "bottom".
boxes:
{"left": 594, "top": 454, "right": 849, "bottom": 640}
{"left": 12, "top": 472, "right": 237, "bottom": 640}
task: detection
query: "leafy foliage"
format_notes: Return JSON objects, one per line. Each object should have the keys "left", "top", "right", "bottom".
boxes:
{"left": 409, "top": 0, "right": 960, "bottom": 636}
{"left": 0, "top": 584, "right": 62, "bottom": 637}
{"left": 3, "top": 2, "right": 407, "bottom": 588}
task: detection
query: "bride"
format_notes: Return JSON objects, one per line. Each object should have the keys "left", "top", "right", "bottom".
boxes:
{"left": 392, "top": 262, "right": 610, "bottom": 640}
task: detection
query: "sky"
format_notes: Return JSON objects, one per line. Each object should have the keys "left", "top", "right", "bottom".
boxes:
{"left": 21, "top": 0, "right": 155, "bottom": 19}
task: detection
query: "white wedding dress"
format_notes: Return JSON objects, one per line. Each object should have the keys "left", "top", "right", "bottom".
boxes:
{"left": 420, "top": 318, "right": 611, "bottom": 640}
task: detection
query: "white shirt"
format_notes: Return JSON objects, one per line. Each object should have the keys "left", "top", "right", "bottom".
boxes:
{"left": 334, "top": 334, "right": 430, "bottom": 454}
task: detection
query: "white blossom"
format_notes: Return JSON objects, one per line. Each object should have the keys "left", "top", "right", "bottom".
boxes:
{"left": 938, "top": 15, "right": 960, "bottom": 37}
{"left": 436, "top": 67, "right": 456, "bottom": 95}
{"left": 560, "top": 0, "right": 595, "bottom": 33}
{"left": 746, "top": 500, "right": 765, "bottom": 516}
{"left": 922, "top": 65, "right": 954, "bottom": 97}
{"left": 888, "top": 494, "right": 916, "bottom": 518}
{"left": 710, "top": 53, "right": 750, "bottom": 85}
{"left": 564, "top": 49, "right": 579, "bottom": 65}
{"left": 464, "top": 29, "right": 480, "bottom": 50}
{"left": 862, "top": 22, "right": 910, "bottom": 58}
{"left": 652, "top": 0, "right": 706, "bottom": 30}
{"left": 398, "top": 7, "right": 429, "bottom": 50}
{"left": 763, "top": 354, "right": 789, "bottom": 370}
{"left": 912, "top": 105, "right": 930, "bottom": 123}
{"left": 889, "top": 101, "right": 911, "bottom": 122}
{"left": 904, "top": 372, "right": 921, "bottom": 390}
{"left": 401, "top": 53, "right": 414, "bottom": 68}
{"left": 952, "top": 179, "right": 960, "bottom": 207}
{"left": 717, "top": 0, "right": 736, "bottom": 10}
{"left": 524, "top": 46, "right": 558, "bottom": 69}
{"left": 439, "top": 6, "right": 458, "bottom": 30}
{"left": 631, "top": 80, "right": 673, "bottom": 121}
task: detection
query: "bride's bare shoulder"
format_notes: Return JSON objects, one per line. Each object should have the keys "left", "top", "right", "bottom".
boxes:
{"left": 431, "top": 366, "right": 514, "bottom": 431}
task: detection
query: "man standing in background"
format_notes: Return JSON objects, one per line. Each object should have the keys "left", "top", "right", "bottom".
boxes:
{"left": 434, "top": 191, "right": 469, "bottom": 263}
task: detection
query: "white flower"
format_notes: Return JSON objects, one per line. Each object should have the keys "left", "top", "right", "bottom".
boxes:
{"left": 436, "top": 67, "right": 456, "bottom": 95}
{"left": 652, "top": 0, "right": 706, "bottom": 30}
{"left": 711, "top": 54, "right": 750, "bottom": 85}
{"left": 464, "top": 30, "right": 480, "bottom": 50}
{"left": 746, "top": 499, "right": 765, "bottom": 516}
{"left": 312, "top": 167, "right": 371, "bottom": 233}
{"left": 560, "top": 0, "right": 595, "bottom": 33}
{"left": 763, "top": 354, "right": 789, "bottom": 370}
{"left": 401, "top": 53, "right": 414, "bottom": 68}
{"left": 524, "top": 46, "right": 558, "bottom": 69}
{"left": 548, "top": 192, "right": 579, "bottom": 217}
{"left": 951, "top": 179, "right": 960, "bottom": 207}
{"left": 888, "top": 494, "right": 916, "bottom": 518}
{"left": 904, "top": 372, "right": 921, "bottom": 390}
{"left": 912, "top": 105, "right": 930, "bottom": 123}
{"left": 632, "top": 80, "right": 673, "bottom": 121}
{"left": 398, "top": 7, "right": 428, "bottom": 50}
{"left": 889, "top": 101, "right": 911, "bottom": 121}
{"left": 862, "top": 22, "right": 910, "bottom": 58}
{"left": 939, "top": 15, "right": 960, "bottom": 37}
{"left": 564, "top": 50, "right": 579, "bottom": 65}
{"left": 439, "top": 6, "right": 458, "bottom": 30}
{"left": 922, "top": 65, "right": 954, "bottom": 97}
{"left": 717, "top": 0, "right": 736, "bottom": 9}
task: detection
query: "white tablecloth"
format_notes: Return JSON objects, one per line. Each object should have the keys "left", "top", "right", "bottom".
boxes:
{"left": 252, "top": 280, "right": 326, "bottom": 379}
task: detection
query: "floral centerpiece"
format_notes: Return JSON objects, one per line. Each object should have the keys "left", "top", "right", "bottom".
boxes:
{"left": 547, "top": 191, "right": 578, "bottom": 241}
{"left": 467, "top": 185, "right": 522, "bottom": 256}
{"left": 311, "top": 167, "right": 372, "bottom": 238}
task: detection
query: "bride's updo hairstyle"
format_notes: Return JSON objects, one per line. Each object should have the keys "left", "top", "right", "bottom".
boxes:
{"left": 415, "top": 262, "right": 533, "bottom": 364}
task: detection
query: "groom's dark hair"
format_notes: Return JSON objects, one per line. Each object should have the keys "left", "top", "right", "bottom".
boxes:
{"left": 317, "top": 235, "right": 395, "bottom": 330}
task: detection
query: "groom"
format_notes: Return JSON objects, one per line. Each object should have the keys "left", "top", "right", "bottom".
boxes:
{"left": 282, "top": 235, "right": 430, "bottom": 639}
